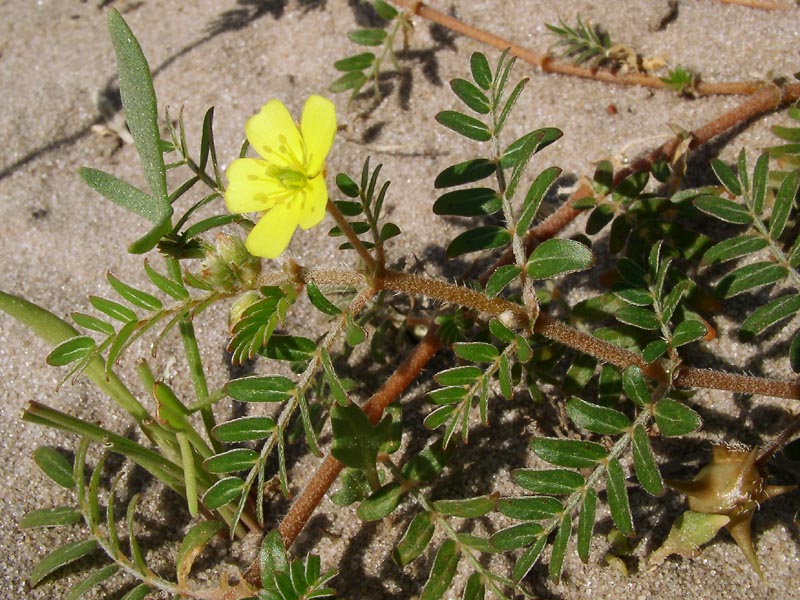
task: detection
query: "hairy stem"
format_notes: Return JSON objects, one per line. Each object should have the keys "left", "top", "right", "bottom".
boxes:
{"left": 612, "top": 82, "right": 800, "bottom": 189}
{"left": 241, "top": 328, "right": 443, "bottom": 586}
{"left": 391, "top": 0, "right": 769, "bottom": 96}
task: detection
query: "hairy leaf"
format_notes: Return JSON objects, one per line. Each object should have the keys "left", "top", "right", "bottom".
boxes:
{"left": 565, "top": 397, "right": 630, "bottom": 434}
{"left": 606, "top": 458, "right": 634, "bottom": 536}
{"left": 526, "top": 238, "right": 594, "bottom": 279}
{"left": 393, "top": 512, "right": 435, "bottom": 567}
{"left": 632, "top": 424, "right": 664, "bottom": 495}
{"left": 30, "top": 539, "right": 98, "bottom": 587}
{"left": 491, "top": 522, "right": 543, "bottom": 551}
{"left": 532, "top": 437, "right": 607, "bottom": 468}
{"left": 654, "top": 399, "right": 701, "bottom": 436}
{"left": 420, "top": 540, "right": 460, "bottom": 600}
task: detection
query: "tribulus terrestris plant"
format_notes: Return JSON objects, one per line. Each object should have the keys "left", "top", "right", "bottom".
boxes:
{"left": 3, "top": 2, "right": 800, "bottom": 599}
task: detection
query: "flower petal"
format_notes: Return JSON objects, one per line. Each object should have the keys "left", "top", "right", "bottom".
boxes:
{"left": 300, "top": 95, "right": 337, "bottom": 175}
{"left": 225, "top": 158, "right": 286, "bottom": 213}
{"left": 246, "top": 99, "right": 304, "bottom": 168}
{"left": 245, "top": 200, "right": 301, "bottom": 259}
{"left": 298, "top": 175, "right": 328, "bottom": 230}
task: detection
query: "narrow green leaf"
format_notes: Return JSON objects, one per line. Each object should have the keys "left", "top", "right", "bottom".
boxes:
{"left": 622, "top": 366, "right": 651, "bottom": 406}
{"left": 632, "top": 424, "right": 664, "bottom": 495}
{"left": 202, "top": 476, "right": 244, "bottom": 510}
{"left": 357, "top": 482, "right": 403, "bottom": 521}
{"left": 336, "top": 172, "right": 360, "bottom": 198}
{"left": 606, "top": 458, "right": 634, "bottom": 536}
{"left": 260, "top": 530, "right": 289, "bottom": 585}
{"left": 527, "top": 238, "right": 593, "bottom": 279}
{"left": 435, "top": 111, "right": 492, "bottom": 142}
{"left": 71, "top": 312, "right": 115, "bottom": 335}
{"left": 434, "top": 158, "right": 495, "bottom": 189}
{"left": 470, "top": 52, "right": 492, "bottom": 89}
{"left": 374, "top": 0, "right": 398, "bottom": 19}
{"left": 433, "top": 187, "right": 501, "bottom": 216}
{"left": 661, "top": 279, "right": 692, "bottom": 324}
{"left": 380, "top": 222, "right": 401, "bottom": 243}
{"left": 501, "top": 129, "right": 562, "bottom": 169}
{"left": 741, "top": 294, "right": 800, "bottom": 341}
{"left": 710, "top": 159, "right": 742, "bottom": 196}
{"left": 489, "top": 318, "right": 516, "bottom": 342}
{"left": 347, "top": 28, "right": 387, "bottom": 46}
{"left": 671, "top": 319, "right": 707, "bottom": 347}
{"left": 447, "top": 225, "right": 511, "bottom": 258}
{"left": 402, "top": 441, "right": 451, "bottom": 483}
{"left": 428, "top": 386, "right": 466, "bottom": 405}
{"left": 90, "top": 295, "right": 137, "bottom": 322}
{"left": 203, "top": 449, "right": 258, "bottom": 474}
{"left": 143, "top": 260, "right": 188, "bottom": 300}
{"left": 485, "top": 265, "right": 521, "bottom": 298}
{"left": 496, "top": 78, "right": 529, "bottom": 137}
{"left": 424, "top": 405, "right": 457, "bottom": 430}
{"left": 462, "top": 572, "right": 485, "bottom": 600}
{"left": 19, "top": 506, "right": 81, "bottom": 529}
{"left": 549, "top": 513, "right": 572, "bottom": 583}
{"left": 46, "top": 336, "right": 96, "bottom": 367}
{"left": 420, "top": 540, "right": 460, "bottom": 600}
{"left": 34, "top": 447, "right": 75, "bottom": 489}
{"left": 107, "top": 272, "right": 162, "bottom": 311}
{"left": 750, "top": 153, "right": 769, "bottom": 215}
{"left": 30, "top": 539, "right": 97, "bottom": 587}
{"left": 694, "top": 195, "right": 751, "bottom": 224}
{"left": 226, "top": 376, "right": 294, "bottom": 403}
{"left": 791, "top": 332, "right": 800, "bottom": 373}
{"left": 532, "top": 437, "right": 608, "bottom": 468}
{"left": 307, "top": 283, "right": 341, "bottom": 316}
{"left": 331, "top": 402, "right": 390, "bottom": 470}
{"left": 65, "top": 564, "right": 118, "bottom": 600}
{"left": 434, "top": 365, "right": 482, "bottom": 386}
{"left": 565, "top": 397, "right": 630, "bottom": 434}
{"left": 491, "top": 522, "right": 543, "bottom": 551}
{"left": 770, "top": 168, "right": 800, "bottom": 239}
{"left": 498, "top": 353, "right": 513, "bottom": 399}
{"left": 654, "top": 399, "right": 702, "bottom": 436}
{"left": 433, "top": 495, "right": 495, "bottom": 518}
{"left": 516, "top": 166, "right": 562, "bottom": 235}
{"left": 497, "top": 496, "right": 563, "bottom": 520}
{"left": 642, "top": 339, "right": 669, "bottom": 363}
{"left": 615, "top": 305, "right": 660, "bottom": 330}
{"left": 393, "top": 512, "right": 435, "bottom": 567}
{"left": 120, "top": 584, "right": 152, "bottom": 600}
{"left": 715, "top": 262, "right": 787, "bottom": 298}
{"left": 513, "top": 469, "right": 584, "bottom": 495}
{"left": 450, "top": 78, "right": 491, "bottom": 114}
{"left": 586, "top": 203, "right": 615, "bottom": 235}
{"left": 512, "top": 535, "right": 547, "bottom": 582}
{"left": 176, "top": 521, "right": 226, "bottom": 585}
{"left": 334, "top": 52, "right": 375, "bottom": 71}
{"left": 211, "top": 416, "right": 275, "bottom": 442}
{"left": 577, "top": 488, "right": 597, "bottom": 562}
{"left": 79, "top": 167, "right": 168, "bottom": 226}
{"left": 702, "top": 235, "right": 768, "bottom": 265}
{"left": 261, "top": 334, "right": 316, "bottom": 361}
{"left": 454, "top": 342, "right": 499, "bottom": 363}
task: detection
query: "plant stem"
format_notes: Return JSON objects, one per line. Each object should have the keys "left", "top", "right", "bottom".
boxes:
{"left": 326, "top": 198, "right": 379, "bottom": 276}
{"left": 241, "top": 328, "right": 443, "bottom": 586}
{"left": 612, "top": 82, "right": 800, "bottom": 189}
{"left": 390, "top": 0, "right": 768, "bottom": 96}
{"left": 165, "top": 257, "right": 218, "bottom": 448}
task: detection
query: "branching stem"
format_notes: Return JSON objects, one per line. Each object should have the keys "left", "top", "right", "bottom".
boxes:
{"left": 390, "top": 0, "right": 771, "bottom": 96}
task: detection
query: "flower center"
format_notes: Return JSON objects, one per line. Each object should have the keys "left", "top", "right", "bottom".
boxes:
{"left": 270, "top": 165, "right": 308, "bottom": 191}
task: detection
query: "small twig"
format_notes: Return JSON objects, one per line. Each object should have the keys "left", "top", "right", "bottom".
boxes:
{"left": 715, "top": 0, "right": 789, "bottom": 9}
{"left": 242, "top": 328, "right": 443, "bottom": 585}
{"left": 390, "top": 0, "right": 768, "bottom": 96}
{"left": 756, "top": 412, "right": 800, "bottom": 465}
{"left": 612, "top": 82, "right": 800, "bottom": 189}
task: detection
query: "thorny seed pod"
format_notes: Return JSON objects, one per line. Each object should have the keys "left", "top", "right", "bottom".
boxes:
{"left": 661, "top": 443, "right": 796, "bottom": 577}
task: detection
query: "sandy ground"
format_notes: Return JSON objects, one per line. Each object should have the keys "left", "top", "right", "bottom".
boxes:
{"left": 1, "top": 0, "right": 799, "bottom": 598}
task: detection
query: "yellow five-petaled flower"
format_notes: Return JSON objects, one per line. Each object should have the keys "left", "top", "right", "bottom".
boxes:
{"left": 224, "top": 95, "right": 337, "bottom": 258}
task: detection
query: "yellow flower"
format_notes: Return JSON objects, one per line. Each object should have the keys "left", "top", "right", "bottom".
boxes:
{"left": 225, "top": 95, "right": 337, "bottom": 258}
